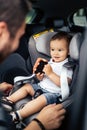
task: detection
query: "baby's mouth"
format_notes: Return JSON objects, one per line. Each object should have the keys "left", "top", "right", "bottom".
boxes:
{"left": 52, "top": 57, "right": 60, "bottom": 61}
{"left": 54, "top": 57, "right": 60, "bottom": 59}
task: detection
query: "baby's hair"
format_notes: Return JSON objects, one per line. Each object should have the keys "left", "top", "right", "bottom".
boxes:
{"left": 50, "top": 31, "right": 72, "bottom": 45}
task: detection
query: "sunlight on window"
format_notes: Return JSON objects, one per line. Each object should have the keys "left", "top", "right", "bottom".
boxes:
{"left": 25, "top": 9, "right": 37, "bottom": 24}
{"left": 73, "top": 8, "right": 87, "bottom": 27}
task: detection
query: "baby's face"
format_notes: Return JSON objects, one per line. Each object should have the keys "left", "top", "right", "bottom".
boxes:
{"left": 50, "top": 39, "right": 69, "bottom": 62}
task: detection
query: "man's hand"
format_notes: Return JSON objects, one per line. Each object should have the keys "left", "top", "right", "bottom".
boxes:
{"left": 36, "top": 104, "right": 66, "bottom": 130}
{"left": 0, "top": 82, "right": 13, "bottom": 94}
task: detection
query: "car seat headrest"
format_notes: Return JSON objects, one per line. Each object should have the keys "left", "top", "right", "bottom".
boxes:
{"left": 69, "top": 33, "right": 82, "bottom": 61}
{"left": 33, "top": 30, "right": 57, "bottom": 57}
{"left": 33, "top": 31, "right": 82, "bottom": 60}
{"left": 29, "top": 30, "right": 82, "bottom": 67}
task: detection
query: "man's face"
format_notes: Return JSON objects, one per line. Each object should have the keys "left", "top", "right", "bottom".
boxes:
{"left": 0, "top": 22, "right": 26, "bottom": 63}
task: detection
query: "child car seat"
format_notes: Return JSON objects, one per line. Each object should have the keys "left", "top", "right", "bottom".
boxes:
{"left": 28, "top": 29, "right": 56, "bottom": 66}
{"left": 12, "top": 29, "right": 82, "bottom": 128}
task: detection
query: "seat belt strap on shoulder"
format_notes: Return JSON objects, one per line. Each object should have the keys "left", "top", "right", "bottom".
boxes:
{"left": 60, "top": 66, "right": 69, "bottom": 101}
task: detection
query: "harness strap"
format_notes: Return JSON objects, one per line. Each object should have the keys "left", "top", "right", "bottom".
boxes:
{"left": 60, "top": 66, "right": 69, "bottom": 101}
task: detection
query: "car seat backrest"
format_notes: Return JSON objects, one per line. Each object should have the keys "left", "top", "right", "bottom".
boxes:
{"left": 28, "top": 29, "right": 82, "bottom": 67}
{"left": 61, "top": 32, "right": 83, "bottom": 110}
{"left": 13, "top": 31, "right": 83, "bottom": 125}
{"left": 68, "top": 32, "right": 82, "bottom": 95}
{"left": 28, "top": 29, "right": 57, "bottom": 66}
{"left": 69, "top": 32, "right": 82, "bottom": 61}
{"left": 14, "top": 31, "right": 83, "bottom": 89}
{"left": 28, "top": 30, "right": 82, "bottom": 96}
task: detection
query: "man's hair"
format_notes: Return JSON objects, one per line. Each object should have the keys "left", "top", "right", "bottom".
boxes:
{"left": 51, "top": 31, "right": 72, "bottom": 45}
{"left": 0, "top": 0, "right": 30, "bottom": 37}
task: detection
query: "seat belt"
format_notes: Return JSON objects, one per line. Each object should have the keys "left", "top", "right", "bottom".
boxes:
{"left": 60, "top": 66, "right": 69, "bottom": 101}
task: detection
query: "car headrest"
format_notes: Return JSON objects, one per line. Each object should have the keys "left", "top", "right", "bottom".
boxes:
{"left": 33, "top": 31, "right": 82, "bottom": 60}
{"left": 33, "top": 30, "right": 57, "bottom": 57}
{"left": 28, "top": 30, "right": 82, "bottom": 67}
{"left": 69, "top": 33, "right": 82, "bottom": 61}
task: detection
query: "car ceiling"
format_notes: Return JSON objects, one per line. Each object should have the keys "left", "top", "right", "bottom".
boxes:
{"left": 32, "top": 0, "right": 87, "bottom": 19}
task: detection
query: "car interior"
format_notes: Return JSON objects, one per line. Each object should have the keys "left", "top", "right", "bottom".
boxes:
{"left": 0, "top": 0, "right": 87, "bottom": 130}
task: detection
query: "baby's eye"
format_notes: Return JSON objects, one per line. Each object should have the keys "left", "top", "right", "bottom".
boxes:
{"left": 51, "top": 49, "right": 54, "bottom": 51}
{"left": 58, "top": 49, "right": 62, "bottom": 51}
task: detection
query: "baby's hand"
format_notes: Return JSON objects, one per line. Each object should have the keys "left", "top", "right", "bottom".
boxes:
{"left": 36, "top": 73, "right": 44, "bottom": 81}
{"left": 33, "top": 58, "right": 48, "bottom": 73}
{"left": 35, "top": 60, "right": 48, "bottom": 74}
{"left": 43, "top": 64, "right": 53, "bottom": 76}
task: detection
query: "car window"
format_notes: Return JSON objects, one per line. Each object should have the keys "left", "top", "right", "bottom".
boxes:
{"left": 25, "top": 8, "right": 37, "bottom": 24}
{"left": 73, "top": 8, "right": 87, "bottom": 27}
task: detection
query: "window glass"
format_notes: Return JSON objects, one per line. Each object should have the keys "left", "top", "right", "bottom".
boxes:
{"left": 25, "top": 8, "right": 37, "bottom": 24}
{"left": 73, "top": 8, "right": 87, "bottom": 27}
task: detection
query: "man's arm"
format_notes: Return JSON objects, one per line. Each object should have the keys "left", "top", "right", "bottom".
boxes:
{"left": 24, "top": 104, "right": 66, "bottom": 130}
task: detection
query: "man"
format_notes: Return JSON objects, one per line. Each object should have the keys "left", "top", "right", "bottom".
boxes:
{"left": 0, "top": 0, "right": 66, "bottom": 130}
{"left": 0, "top": 0, "right": 29, "bottom": 92}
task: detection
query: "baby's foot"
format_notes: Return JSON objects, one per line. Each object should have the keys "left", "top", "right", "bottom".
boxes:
{"left": 10, "top": 111, "right": 22, "bottom": 124}
{"left": 1, "top": 97, "right": 14, "bottom": 112}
